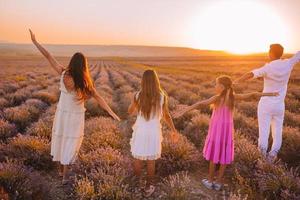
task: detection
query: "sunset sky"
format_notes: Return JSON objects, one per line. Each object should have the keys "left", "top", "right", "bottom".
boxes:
{"left": 1, "top": 0, "right": 299, "bottom": 54}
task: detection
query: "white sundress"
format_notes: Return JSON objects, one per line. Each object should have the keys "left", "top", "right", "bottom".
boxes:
{"left": 130, "top": 91, "right": 165, "bottom": 160}
{"left": 50, "top": 70, "right": 86, "bottom": 165}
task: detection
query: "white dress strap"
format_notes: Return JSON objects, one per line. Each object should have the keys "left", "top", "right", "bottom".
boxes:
{"left": 60, "top": 70, "right": 67, "bottom": 82}
{"left": 59, "top": 70, "right": 69, "bottom": 93}
{"left": 61, "top": 69, "right": 67, "bottom": 76}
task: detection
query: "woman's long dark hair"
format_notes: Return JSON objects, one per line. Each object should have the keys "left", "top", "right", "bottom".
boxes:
{"left": 67, "top": 52, "right": 94, "bottom": 101}
{"left": 213, "top": 75, "right": 235, "bottom": 111}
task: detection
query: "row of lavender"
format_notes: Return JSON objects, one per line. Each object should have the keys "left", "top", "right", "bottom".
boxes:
{"left": 112, "top": 59, "right": 300, "bottom": 200}
{"left": 75, "top": 61, "right": 207, "bottom": 199}
{"left": 0, "top": 64, "right": 99, "bottom": 199}
{"left": 0, "top": 60, "right": 299, "bottom": 199}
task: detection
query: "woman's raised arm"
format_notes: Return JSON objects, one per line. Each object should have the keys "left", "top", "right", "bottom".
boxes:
{"left": 29, "top": 29, "right": 64, "bottom": 75}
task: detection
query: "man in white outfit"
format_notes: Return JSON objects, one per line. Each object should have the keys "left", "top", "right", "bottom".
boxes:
{"left": 234, "top": 44, "right": 300, "bottom": 160}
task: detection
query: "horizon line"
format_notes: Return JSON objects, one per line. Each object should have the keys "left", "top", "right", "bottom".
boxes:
{"left": 1, "top": 41, "right": 296, "bottom": 55}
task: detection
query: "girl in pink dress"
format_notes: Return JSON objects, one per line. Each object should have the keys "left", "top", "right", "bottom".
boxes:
{"left": 174, "top": 75, "right": 278, "bottom": 190}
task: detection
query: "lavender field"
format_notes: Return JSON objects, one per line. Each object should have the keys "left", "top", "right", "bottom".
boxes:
{"left": 0, "top": 56, "right": 299, "bottom": 200}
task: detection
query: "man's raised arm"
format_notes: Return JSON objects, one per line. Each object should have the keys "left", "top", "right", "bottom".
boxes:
{"left": 288, "top": 51, "right": 300, "bottom": 67}
{"left": 233, "top": 72, "right": 254, "bottom": 84}
{"left": 233, "top": 63, "right": 269, "bottom": 85}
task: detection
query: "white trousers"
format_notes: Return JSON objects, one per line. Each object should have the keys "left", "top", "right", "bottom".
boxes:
{"left": 257, "top": 100, "right": 285, "bottom": 157}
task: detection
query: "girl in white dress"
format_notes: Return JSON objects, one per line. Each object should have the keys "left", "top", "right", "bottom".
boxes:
{"left": 128, "top": 69, "right": 178, "bottom": 196}
{"left": 29, "top": 30, "right": 120, "bottom": 184}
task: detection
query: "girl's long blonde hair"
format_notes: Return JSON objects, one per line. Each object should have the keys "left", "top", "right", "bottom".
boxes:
{"left": 136, "top": 69, "right": 165, "bottom": 120}
{"left": 213, "top": 75, "right": 235, "bottom": 111}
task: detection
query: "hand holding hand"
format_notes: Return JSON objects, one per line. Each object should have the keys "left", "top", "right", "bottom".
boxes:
{"left": 232, "top": 80, "right": 239, "bottom": 87}
{"left": 172, "top": 111, "right": 182, "bottom": 119}
{"left": 173, "top": 107, "right": 189, "bottom": 118}
{"left": 111, "top": 113, "right": 121, "bottom": 121}
{"left": 170, "top": 131, "right": 179, "bottom": 143}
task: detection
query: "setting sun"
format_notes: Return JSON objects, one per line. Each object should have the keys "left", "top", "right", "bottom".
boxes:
{"left": 186, "top": 1, "right": 289, "bottom": 54}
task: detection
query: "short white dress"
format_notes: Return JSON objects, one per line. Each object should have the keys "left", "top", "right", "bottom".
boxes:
{"left": 130, "top": 91, "right": 165, "bottom": 160}
{"left": 50, "top": 70, "right": 86, "bottom": 165}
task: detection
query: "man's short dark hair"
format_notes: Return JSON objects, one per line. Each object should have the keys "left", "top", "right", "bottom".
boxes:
{"left": 270, "top": 44, "right": 284, "bottom": 59}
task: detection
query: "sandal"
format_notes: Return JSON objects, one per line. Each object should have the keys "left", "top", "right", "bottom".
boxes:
{"left": 144, "top": 185, "right": 155, "bottom": 197}
{"left": 62, "top": 178, "right": 71, "bottom": 185}
{"left": 201, "top": 179, "right": 214, "bottom": 190}
{"left": 213, "top": 182, "right": 223, "bottom": 191}
{"left": 62, "top": 174, "right": 71, "bottom": 185}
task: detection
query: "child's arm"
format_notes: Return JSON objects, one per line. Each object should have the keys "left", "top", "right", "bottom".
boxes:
{"left": 92, "top": 89, "right": 120, "bottom": 121}
{"left": 128, "top": 93, "right": 138, "bottom": 115}
{"left": 173, "top": 95, "right": 219, "bottom": 118}
{"left": 235, "top": 92, "right": 279, "bottom": 100}
{"left": 29, "top": 29, "right": 64, "bottom": 75}
{"left": 162, "top": 95, "right": 178, "bottom": 134}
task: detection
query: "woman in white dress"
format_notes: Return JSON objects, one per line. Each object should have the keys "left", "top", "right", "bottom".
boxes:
{"left": 128, "top": 69, "right": 178, "bottom": 196}
{"left": 29, "top": 29, "right": 120, "bottom": 183}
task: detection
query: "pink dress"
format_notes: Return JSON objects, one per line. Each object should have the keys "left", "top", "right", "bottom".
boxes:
{"left": 203, "top": 105, "right": 234, "bottom": 164}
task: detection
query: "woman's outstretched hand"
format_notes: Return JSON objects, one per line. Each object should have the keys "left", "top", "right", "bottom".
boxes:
{"left": 28, "top": 28, "right": 64, "bottom": 75}
{"left": 111, "top": 113, "right": 121, "bottom": 122}
{"left": 29, "top": 29, "right": 37, "bottom": 43}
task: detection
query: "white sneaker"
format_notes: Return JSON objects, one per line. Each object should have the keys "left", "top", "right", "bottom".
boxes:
{"left": 213, "top": 182, "right": 222, "bottom": 191}
{"left": 201, "top": 179, "right": 213, "bottom": 189}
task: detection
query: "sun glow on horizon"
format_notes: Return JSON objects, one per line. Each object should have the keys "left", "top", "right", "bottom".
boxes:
{"left": 186, "top": 1, "right": 289, "bottom": 54}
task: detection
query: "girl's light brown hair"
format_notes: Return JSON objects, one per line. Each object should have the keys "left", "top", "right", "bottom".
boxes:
{"left": 213, "top": 75, "right": 235, "bottom": 111}
{"left": 67, "top": 52, "right": 94, "bottom": 101}
{"left": 136, "top": 69, "right": 165, "bottom": 120}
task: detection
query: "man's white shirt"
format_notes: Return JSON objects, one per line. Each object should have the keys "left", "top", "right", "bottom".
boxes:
{"left": 251, "top": 51, "right": 300, "bottom": 104}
